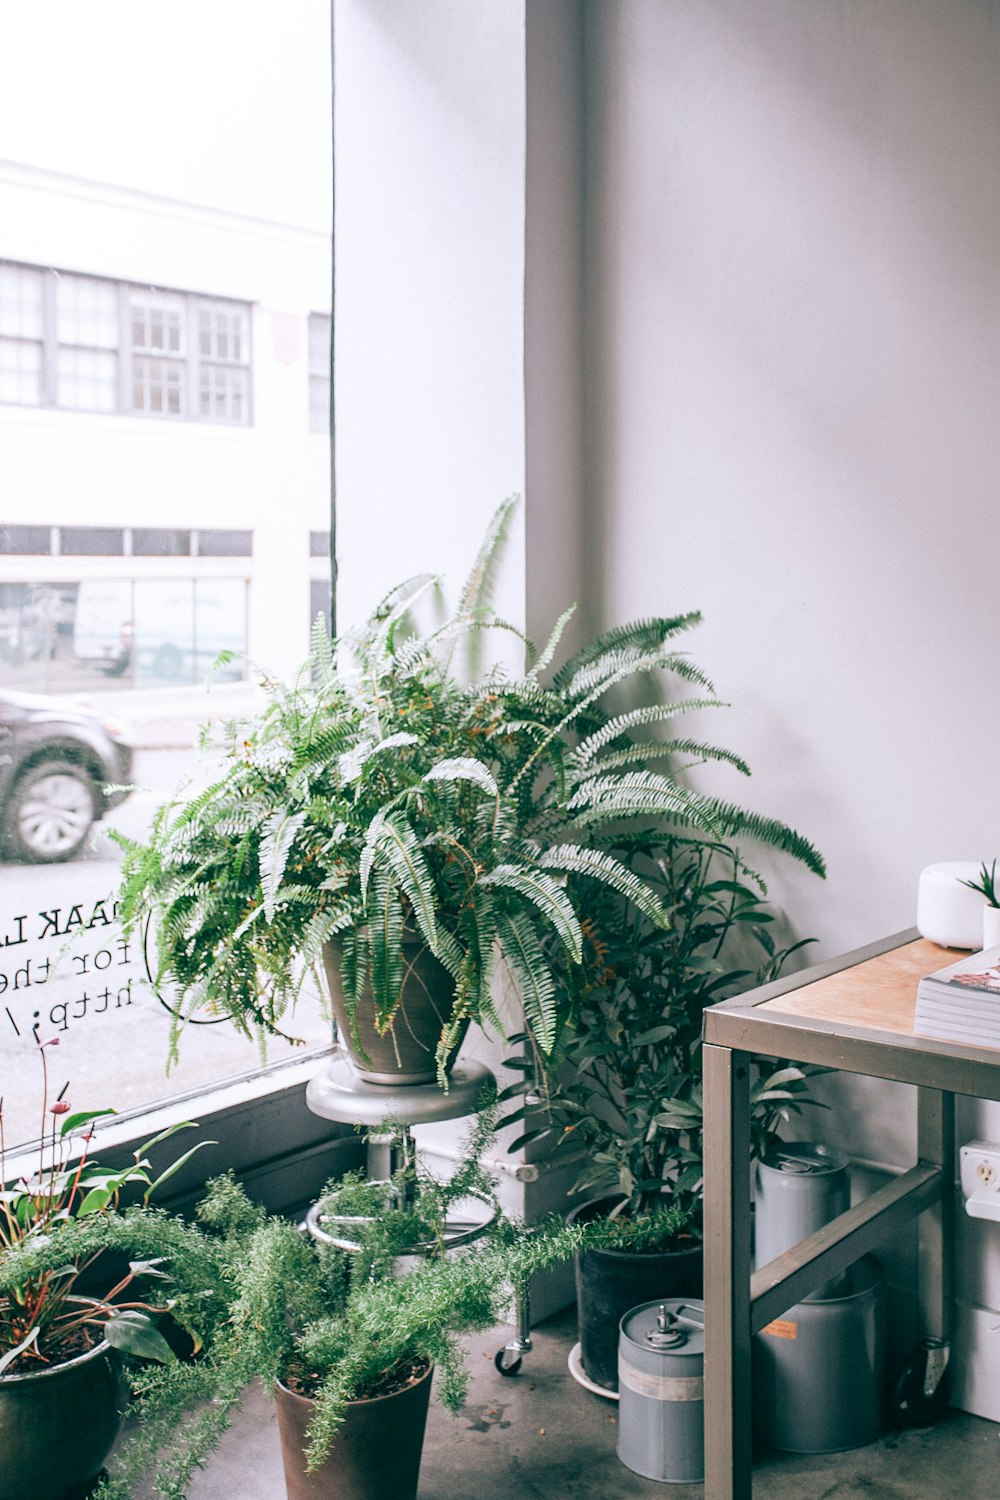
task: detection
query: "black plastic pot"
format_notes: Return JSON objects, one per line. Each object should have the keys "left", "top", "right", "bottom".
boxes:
{"left": 0, "top": 1313, "right": 125, "bottom": 1500}
{"left": 569, "top": 1196, "right": 704, "bottom": 1392}
{"left": 274, "top": 1360, "right": 433, "bottom": 1500}
{"left": 323, "top": 935, "right": 460, "bottom": 1085}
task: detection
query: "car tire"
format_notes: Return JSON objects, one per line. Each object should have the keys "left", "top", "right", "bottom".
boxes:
{"left": 3, "top": 759, "right": 98, "bottom": 863}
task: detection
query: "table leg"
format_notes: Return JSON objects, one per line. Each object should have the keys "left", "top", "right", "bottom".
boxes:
{"left": 704, "top": 1042, "right": 753, "bottom": 1500}
{"left": 916, "top": 1086, "right": 955, "bottom": 1345}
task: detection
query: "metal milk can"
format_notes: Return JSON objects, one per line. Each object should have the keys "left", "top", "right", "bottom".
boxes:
{"left": 755, "top": 1141, "right": 850, "bottom": 1299}
{"left": 617, "top": 1299, "right": 705, "bottom": 1484}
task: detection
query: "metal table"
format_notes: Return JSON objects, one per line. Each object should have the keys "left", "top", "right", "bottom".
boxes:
{"left": 702, "top": 927, "right": 1000, "bottom": 1500}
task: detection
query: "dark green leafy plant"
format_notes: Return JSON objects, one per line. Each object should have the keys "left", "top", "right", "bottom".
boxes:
{"left": 0, "top": 1040, "right": 211, "bottom": 1374}
{"left": 114, "top": 497, "right": 823, "bottom": 1082}
{"left": 506, "top": 830, "right": 822, "bottom": 1229}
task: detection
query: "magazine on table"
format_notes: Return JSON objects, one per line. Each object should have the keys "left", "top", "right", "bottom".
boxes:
{"left": 915, "top": 945, "right": 1000, "bottom": 1046}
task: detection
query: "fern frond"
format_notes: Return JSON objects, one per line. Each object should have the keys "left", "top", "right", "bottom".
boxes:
{"left": 568, "top": 770, "right": 724, "bottom": 838}
{"left": 362, "top": 812, "right": 439, "bottom": 953}
{"left": 696, "top": 799, "right": 827, "bottom": 877}
{"left": 573, "top": 699, "right": 726, "bottom": 766}
{"left": 537, "top": 843, "right": 670, "bottom": 929}
{"left": 483, "top": 864, "right": 583, "bottom": 963}
{"left": 553, "top": 612, "right": 702, "bottom": 692}
{"left": 369, "top": 867, "right": 404, "bottom": 1027}
{"left": 456, "top": 495, "right": 518, "bottom": 619}
{"left": 528, "top": 604, "right": 576, "bottom": 680}
{"left": 259, "top": 811, "right": 306, "bottom": 921}
{"left": 423, "top": 757, "right": 499, "bottom": 799}
{"left": 496, "top": 910, "right": 559, "bottom": 1054}
{"left": 584, "top": 739, "right": 751, "bottom": 777}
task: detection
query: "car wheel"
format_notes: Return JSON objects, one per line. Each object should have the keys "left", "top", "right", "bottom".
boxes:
{"left": 4, "top": 760, "right": 98, "bottom": 863}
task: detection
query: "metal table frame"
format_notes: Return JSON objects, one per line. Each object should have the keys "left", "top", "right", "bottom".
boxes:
{"left": 701, "top": 927, "right": 1000, "bottom": 1500}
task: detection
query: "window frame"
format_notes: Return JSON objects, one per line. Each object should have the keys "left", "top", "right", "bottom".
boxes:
{"left": 0, "top": 260, "right": 254, "bottom": 427}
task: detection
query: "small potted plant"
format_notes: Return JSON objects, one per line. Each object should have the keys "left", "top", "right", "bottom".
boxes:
{"left": 0, "top": 1040, "right": 214, "bottom": 1500}
{"left": 509, "top": 829, "right": 823, "bottom": 1390}
{"left": 960, "top": 859, "right": 1000, "bottom": 949}
{"left": 116, "top": 498, "right": 822, "bottom": 1087}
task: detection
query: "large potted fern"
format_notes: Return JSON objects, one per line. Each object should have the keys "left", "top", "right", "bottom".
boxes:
{"left": 117, "top": 498, "right": 823, "bottom": 1086}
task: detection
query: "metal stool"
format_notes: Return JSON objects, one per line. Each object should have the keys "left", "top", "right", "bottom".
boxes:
{"left": 305, "top": 1051, "right": 532, "bottom": 1373}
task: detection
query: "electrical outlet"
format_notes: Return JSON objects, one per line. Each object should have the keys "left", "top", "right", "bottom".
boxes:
{"left": 960, "top": 1142, "right": 1000, "bottom": 1204}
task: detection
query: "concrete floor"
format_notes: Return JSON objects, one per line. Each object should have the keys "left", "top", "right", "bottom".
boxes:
{"left": 162, "top": 1306, "right": 997, "bottom": 1500}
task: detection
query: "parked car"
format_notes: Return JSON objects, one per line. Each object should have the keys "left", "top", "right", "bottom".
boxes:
{"left": 0, "top": 691, "right": 133, "bottom": 862}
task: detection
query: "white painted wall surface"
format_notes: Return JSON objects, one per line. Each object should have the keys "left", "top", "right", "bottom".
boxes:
{"left": 582, "top": 0, "right": 1000, "bottom": 1413}
{"left": 333, "top": 0, "right": 528, "bottom": 636}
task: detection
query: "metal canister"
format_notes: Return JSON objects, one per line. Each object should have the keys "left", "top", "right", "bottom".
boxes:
{"left": 753, "top": 1256, "right": 885, "bottom": 1454}
{"left": 755, "top": 1141, "right": 850, "bottom": 1299}
{"left": 617, "top": 1299, "right": 704, "bottom": 1484}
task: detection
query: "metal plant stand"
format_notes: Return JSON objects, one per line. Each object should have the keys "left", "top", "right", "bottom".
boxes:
{"left": 305, "top": 1052, "right": 531, "bottom": 1373}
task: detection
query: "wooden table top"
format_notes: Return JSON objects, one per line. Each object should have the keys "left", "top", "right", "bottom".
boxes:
{"left": 757, "top": 937, "right": 959, "bottom": 1038}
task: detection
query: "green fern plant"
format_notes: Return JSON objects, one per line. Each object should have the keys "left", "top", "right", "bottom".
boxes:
{"left": 114, "top": 496, "right": 824, "bottom": 1080}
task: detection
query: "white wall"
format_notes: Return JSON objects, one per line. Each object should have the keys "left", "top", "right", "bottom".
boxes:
{"left": 583, "top": 0, "right": 1000, "bottom": 1413}
{"left": 333, "top": 0, "right": 528, "bottom": 636}
{"left": 583, "top": 0, "right": 1000, "bottom": 948}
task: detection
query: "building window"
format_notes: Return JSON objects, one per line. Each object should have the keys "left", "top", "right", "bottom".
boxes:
{"left": 309, "top": 312, "right": 331, "bottom": 434}
{"left": 0, "top": 263, "right": 44, "bottom": 406}
{"left": 131, "top": 289, "right": 186, "bottom": 417}
{"left": 0, "top": 260, "right": 252, "bottom": 426}
{"left": 57, "top": 274, "right": 119, "bottom": 411}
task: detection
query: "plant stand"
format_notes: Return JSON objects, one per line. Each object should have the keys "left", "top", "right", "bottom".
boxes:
{"left": 305, "top": 1053, "right": 532, "bottom": 1373}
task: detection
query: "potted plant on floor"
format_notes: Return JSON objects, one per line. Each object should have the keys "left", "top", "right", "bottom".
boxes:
{"left": 0, "top": 1041, "right": 216, "bottom": 1500}
{"left": 90, "top": 1126, "right": 651, "bottom": 1500}
{"left": 509, "top": 827, "right": 824, "bottom": 1391}
{"left": 116, "top": 497, "right": 822, "bottom": 1087}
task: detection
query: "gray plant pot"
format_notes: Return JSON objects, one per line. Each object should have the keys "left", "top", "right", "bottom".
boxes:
{"left": 322, "top": 934, "right": 461, "bottom": 1085}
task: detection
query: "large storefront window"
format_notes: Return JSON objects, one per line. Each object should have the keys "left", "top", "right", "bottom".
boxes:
{"left": 0, "top": 4, "right": 334, "bottom": 1146}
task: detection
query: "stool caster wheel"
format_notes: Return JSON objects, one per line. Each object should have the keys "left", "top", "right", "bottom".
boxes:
{"left": 891, "top": 1338, "right": 950, "bottom": 1427}
{"left": 494, "top": 1347, "right": 523, "bottom": 1377}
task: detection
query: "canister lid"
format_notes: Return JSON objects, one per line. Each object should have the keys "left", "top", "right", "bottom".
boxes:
{"left": 620, "top": 1299, "right": 705, "bottom": 1357}
{"left": 760, "top": 1142, "right": 848, "bottom": 1177}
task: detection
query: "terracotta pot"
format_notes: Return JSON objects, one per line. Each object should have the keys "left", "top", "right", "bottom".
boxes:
{"left": 322, "top": 934, "right": 460, "bottom": 1085}
{"left": 568, "top": 1196, "right": 703, "bottom": 1392}
{"left": 274, "top": 1361, "right": 433, "bottom": 1500}
{"left": 0, "top": 1309, "right": 126, "bottom": 1500}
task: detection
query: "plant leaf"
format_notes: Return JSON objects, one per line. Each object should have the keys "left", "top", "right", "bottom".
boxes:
{"left": 259, "top": 810, "right": 307, "bottom": 921}
{"left": 104, "top": 1311, "right": 176, "bottom": 1364}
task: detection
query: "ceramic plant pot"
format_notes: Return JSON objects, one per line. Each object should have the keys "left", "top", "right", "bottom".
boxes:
{"left": 322, "top": 934, "right": 460, "bottom": 1085}
{"left": 568, "top": 1196, "right": 704, "bottom": 1392}
{"left": 0, "top": 1314, "right": 125, "bottom": 1500}
{"left": 274, "top": 1360, "right": 433, "bottom": 1500}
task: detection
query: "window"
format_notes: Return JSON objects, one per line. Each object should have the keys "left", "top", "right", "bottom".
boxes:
{"left": 0, "top": 261, "right": 253, "bottom": 426}
{"left": 0, "top": 263, "right": 44, "bottom": 405}
{"left": 57, "top": 274, "right": 119, "bottom": 411}
{"left": 309, "top": 312, "right": 331, "bottom": 433}
{"left": 0, "top": 1, "right": 332, "bottom": 1156}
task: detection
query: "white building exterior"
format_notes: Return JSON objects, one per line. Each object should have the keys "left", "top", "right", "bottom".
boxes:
{"left": 0, "top": 2, "right": 332, "bottom": 696}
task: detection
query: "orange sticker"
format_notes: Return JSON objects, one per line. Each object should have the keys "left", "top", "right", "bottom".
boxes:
{"left": 761, "top": 1318, "right": 798, "bottom": 1340}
